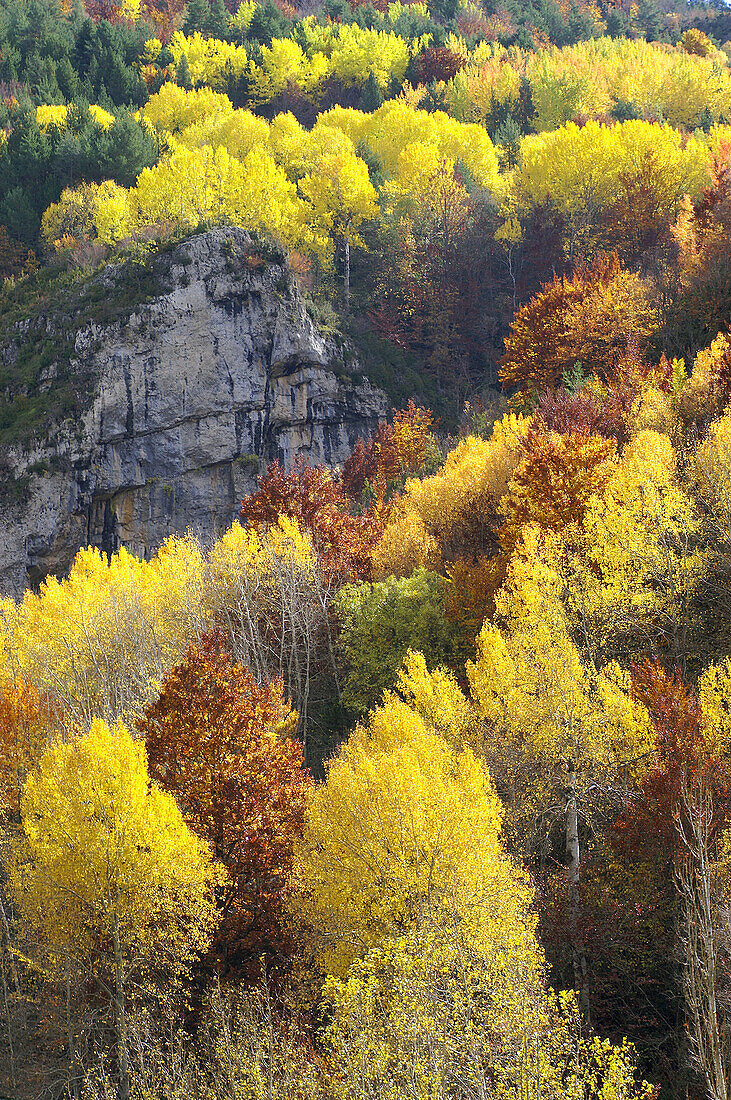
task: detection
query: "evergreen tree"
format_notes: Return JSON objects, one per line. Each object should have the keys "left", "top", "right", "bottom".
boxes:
{"left": 176, "top": 52, "right": 193, "bottom": 90}
{"left": 247, "top": 0, "right": 292, "bottom": 46}
{"left": 183, "top": 0, "right": 213, "bottom": 36}
{"left": 359, "top": 71, "right": 383, "bottom": 112}
{"left": 494, "top": 117, "right": 523, "bottom": 170}
{"left": 206, "top": 0, "right": 230, "bottom": 38}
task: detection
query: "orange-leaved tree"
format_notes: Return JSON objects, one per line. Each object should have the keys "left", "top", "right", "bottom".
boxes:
{"left": 499, "top": 428, "right": 617, "bottom": 551}
{"left": 341, "top": 402, "right": 437, "bottom": 500}
{"left": 0, "top": 680, "right": 56, "bottom": 818}
{"left": 240, "top": 459, "right": 384, "bottom": 582}
{"left": 139, "top": 632, "right": 312, "bottom": 978}
{"left": 500, "top": 253, "right": 657, "bottom": 397}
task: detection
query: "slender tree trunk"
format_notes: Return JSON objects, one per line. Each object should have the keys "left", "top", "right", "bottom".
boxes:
{"left": 566, "top": 767, "right": 589, "bottom": 1019}
{"left": 113, "top": 910, "right": 130, "bottom": 1100}
{"left": 66, "top": 967, "right": 79, "bottom": 1100}
{"left": 343, "top": 237, "right": 350, "bottom": 313}
{"left": 676, "top": 775, "right": 729, "bottom": 1100}
{"left": 0, "top": 891, "right": 19, "bottom": 996}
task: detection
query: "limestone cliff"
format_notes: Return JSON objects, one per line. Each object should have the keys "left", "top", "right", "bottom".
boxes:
{"left": 0, "top": 228, "right": 388, "bottom": 596}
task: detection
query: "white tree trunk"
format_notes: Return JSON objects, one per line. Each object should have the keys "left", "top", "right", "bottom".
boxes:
{"left": 113, "top": 910, "right": 130, "bottom": 1100}
{"left": 676, "top": 775, "right": 729, "bottom": 1100}
{"left": 566, "top": 767, "right": 589, "bottom": 1018}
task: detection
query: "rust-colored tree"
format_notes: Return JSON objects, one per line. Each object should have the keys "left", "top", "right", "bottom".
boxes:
{"left": 139, "top": 632, "right": 312, "bottom": 978}
{"left": 84, "top": 0, "right": 122, "bottom": 20}
{"left": 411, "top": 47, "right": 466, "bottom": 86}
{"left": 500, "top": 253, "right": 657, "bottom": 396}
{"left": 240, "top": 458, "right": 385, "bottom": 581}
{"left": 141, "top": 0, "right": 188, "bottom": 42}
{"left": 341, "top": 402, "right": 436, "bottom": 500}
{"left": 499, "top": 428, "right": 617, "bottom": 551}
{"left": 534, "top": 385, "right": 624, "bottom": 442}
{"left": 0, "top": 680, "right": 55, "bottom": 819}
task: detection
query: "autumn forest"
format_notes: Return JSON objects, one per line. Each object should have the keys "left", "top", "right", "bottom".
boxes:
{"left": 1, "top": 0, "right": 731, "bottom": 1095}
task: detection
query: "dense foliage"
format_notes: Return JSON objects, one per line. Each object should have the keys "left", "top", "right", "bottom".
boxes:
{"left": 0, "top": 0, "right": 725, "bottom": 409}
{"left": 4, "top": 0, "right": 731, "bottom": 1096}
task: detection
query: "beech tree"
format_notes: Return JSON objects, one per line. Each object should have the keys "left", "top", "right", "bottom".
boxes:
{"left": 341, "top": 401, "right": 437, "bottom": 501}
{"left": 499, "top": 428, "right": 617, "bottom": 550}
{"left": 140, "top": 632, "right": 311, "bottom": 976}
{"left": 500, "top": 253, "right": 657, "bottom": 397}
{"left": 240, "top": 460, "right": 384, "bottom": 582}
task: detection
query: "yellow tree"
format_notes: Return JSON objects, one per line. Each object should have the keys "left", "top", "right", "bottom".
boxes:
{"left": 297, "top": 651, "right": 653, "bottom": 1100}
{"left": 511, "top": 119, "right": 710, "bottom": 262}
{"left": 325, "top": 939, "right": 654, "bottom": 1100}
{"left": 0, "top": 537, "right": 205, "bottom": 726}
{"left": 467, "top": 526, "right": 653, "bottom": 999}
{"left": 581, "top": 429, "right": 702, "bottom": 665}
{"left": 299, "top": 140, "right": 378, "bottom": 309}
{"left": 291, "top": 676, "right": 533, "bottom": 978}
{"left": 9, "top": 720, "right": 220, "bottom": 1100}
{"left": 371, "top": 414, "right": 531, "bottom": 578}
{"left": 203, "top": 516, "right": 326, "bottom": 752}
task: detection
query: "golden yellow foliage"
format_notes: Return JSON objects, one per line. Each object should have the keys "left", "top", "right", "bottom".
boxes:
{"left": 468, "top": 526, "right": 653, "bottom": 819}
{"left": 412, "top": 417, "right": 529, "bottom": 534}
{"left": 693, "top": 408, "right": 731, "bottom": 539}
{"left": 36, "top": 103, "right": 115, "bottom": 131}
{"left": 628, "top": 385, "right": 678, "bottom": 440}
{"left": 292, "top": 688, "right": 528, "bottom": 976}
{"left": 41, "top": 180, "right": 134, "bottom": 247}
{"left": 370, "top": 504, "right": 440, "bottom": 580}
{"left": 11, "top": 718, "right": 219, "bottom": 982}
{"left": 511, "top": 120, "right": 711, "bottom": 259}
{"left": 394, "top": 649, "right": 472, "bottom": 747}
{"left": 142, "top": 83, "right": 234, "bottom": 134}
{"left": 679, "top": 334, "right": 729, "bottom": 428}
{"left": 583, "top": 431, "right": 702, "bottom": 624}
{"left": 169, "top": 31, "right": 249, "bottom": 91}
{"left": 0, "top": 538, "right": 205, "bottom": 725}
{"left": 134, "top": 142, "right": 315, "bottom": 251}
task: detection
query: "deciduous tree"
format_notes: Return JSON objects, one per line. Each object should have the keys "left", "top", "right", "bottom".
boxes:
{"left": 292, "top": 679, "right": 530, "bottom": 978}
{"left": 10, "top": 720, "right": 219, "bottom": 1100}
{"left": 140, "top": 632, "right": 311, "bottom": 976}
{"left": 500, "top": 253, "right": 657, "bottom": 396}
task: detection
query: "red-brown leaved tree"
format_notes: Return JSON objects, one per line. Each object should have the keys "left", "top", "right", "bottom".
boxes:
{"left": 139, "top": 632, "right": 312, "bottom": 979}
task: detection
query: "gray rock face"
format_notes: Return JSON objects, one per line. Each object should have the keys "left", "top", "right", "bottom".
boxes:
{"left": 0, "top": 229, "right": 388, "bottom": 596}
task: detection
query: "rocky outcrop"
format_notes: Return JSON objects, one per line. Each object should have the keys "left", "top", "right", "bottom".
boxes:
{"left": 0, "top": 228, "right": 388, "bottom": 596}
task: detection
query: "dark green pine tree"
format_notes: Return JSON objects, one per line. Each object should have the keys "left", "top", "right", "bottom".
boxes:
{"left": 359, "top": 71, "right": 383, "bottom": 112}
{"left": 494, "top": 117, "right": 523, "bottom": 171}
{"left": 175, "top": 52, "right": 193, "bottom": 90}
{"left": 636, "top": 0, "right": 662, "bottom": 41}
{"left": 205, "top": 0, "right": 230, "bottom": 38}
{"left": 183, "top": 0, "right": 213, "bottom": 35}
